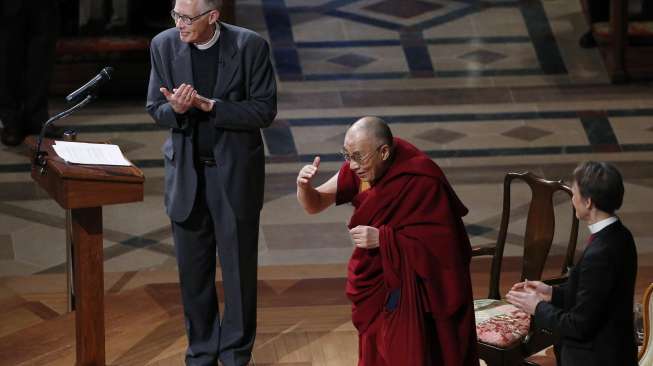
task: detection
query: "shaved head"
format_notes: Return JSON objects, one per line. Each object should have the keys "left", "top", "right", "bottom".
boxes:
{"left": 347, "top": 116, "right": 393, "bottom": 147}
{"left": 343, "top": 116, "right": 394, "bottom": 182}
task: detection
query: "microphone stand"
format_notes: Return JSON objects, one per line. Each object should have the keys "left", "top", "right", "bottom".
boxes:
{"left": 33, "top": 94, "right": 95, "bottom": 173}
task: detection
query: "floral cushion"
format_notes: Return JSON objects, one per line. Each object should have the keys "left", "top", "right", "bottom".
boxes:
{"left": 474, "top": 299, "right": 531, "bottom": 348}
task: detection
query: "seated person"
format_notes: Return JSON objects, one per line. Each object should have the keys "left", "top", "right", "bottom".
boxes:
{"left": 296, "top": 117, "right": 479, "bottom": 366}
{"left": 506, "top": 161, "right": 638, "bottom": 366}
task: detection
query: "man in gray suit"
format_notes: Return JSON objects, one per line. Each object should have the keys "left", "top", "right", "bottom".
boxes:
{"left": 146, "top": 0, "right": 277, "bottom": 365}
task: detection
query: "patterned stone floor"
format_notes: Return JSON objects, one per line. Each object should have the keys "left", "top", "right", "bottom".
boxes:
{"left": 0, "top": 0, "right": 652, "bottom": 364}
{"left": 1, "top": 0, "right": 651, "bottom": 276}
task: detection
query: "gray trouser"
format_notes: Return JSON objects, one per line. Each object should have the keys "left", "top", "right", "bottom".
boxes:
{"left": 171, "top": 163, "right": 259, "bottom": 366}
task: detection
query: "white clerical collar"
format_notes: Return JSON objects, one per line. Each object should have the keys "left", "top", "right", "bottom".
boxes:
{"left": 588, "top": 216, "right": 618, "bottom": 234}
{"left": 194, "top": 23, "right": 220, "bottom": 50}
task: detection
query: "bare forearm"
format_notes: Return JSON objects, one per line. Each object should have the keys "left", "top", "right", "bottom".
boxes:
{"left": 296, "top": 161, "right": 337, "bottom": 214}
{"left": 297, "top": 186, "right": 327, "bottom": 214}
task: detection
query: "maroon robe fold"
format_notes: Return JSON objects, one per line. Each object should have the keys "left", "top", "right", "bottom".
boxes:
{"left": 336, "top": 138, "right": 479, "bottom": 366}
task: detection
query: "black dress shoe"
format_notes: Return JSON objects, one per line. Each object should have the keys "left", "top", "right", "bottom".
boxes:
{"left": 1, "top": 125, "right": 27, "bottom": 146}
{"left": 579, "top": 30, "right": 597, "bottom": 49}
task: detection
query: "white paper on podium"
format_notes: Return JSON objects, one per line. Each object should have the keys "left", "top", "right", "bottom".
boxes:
{"left": 52, "top": 141, "right": 132, "bottom": 166}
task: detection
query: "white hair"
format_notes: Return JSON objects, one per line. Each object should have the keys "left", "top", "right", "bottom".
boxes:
{"left": 202, "top": 0, "right": 222, "bottom": 10}
{"left": 173, "top": 0, "right": 222, "bottom": 11}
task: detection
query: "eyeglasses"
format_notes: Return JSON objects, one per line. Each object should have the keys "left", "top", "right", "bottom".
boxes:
{"left": 341, "top": 144, "right": 385, "bottom": 165}
{"left": 170, "top": 9, "right": 214, "bottom": 26}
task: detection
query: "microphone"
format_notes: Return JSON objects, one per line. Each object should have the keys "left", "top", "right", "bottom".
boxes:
{"left": 65, "top": 66, "right": 113, "bottom": 103}
{"left": 34, "top": 67, "right": 113, "bottom": 171}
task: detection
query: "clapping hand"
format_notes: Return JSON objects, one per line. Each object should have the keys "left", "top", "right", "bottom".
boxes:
{"left": 510, "top": 280, "right": 552, "bottom": 302}
{"left": 160, "top": 83, "right": 215, "bottom": 113}
{"left": 505, "top": 279, "right": 552, "bottom": 315}
{"left": 191, "top": 93, "right": 215, "bottom": 112}
{"left": 160, "top": 83, "right": 196, "bottom": 114}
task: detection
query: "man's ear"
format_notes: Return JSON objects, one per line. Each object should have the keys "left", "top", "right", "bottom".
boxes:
{"left": 585, "top": 196, "right": 593, "bottom": 211}
{"left": 381, "top": 145, "right": 390, "bottom": 161}
{"left": 209, "top": 10, "right": 220, "bottom": 24}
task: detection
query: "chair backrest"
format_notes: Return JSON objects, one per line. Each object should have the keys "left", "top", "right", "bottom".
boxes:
{"left": 640, "top": 283, "right": 653, "bottom": 365}
{"left": 487, "top": 171, "right": 580, "bottom": 299}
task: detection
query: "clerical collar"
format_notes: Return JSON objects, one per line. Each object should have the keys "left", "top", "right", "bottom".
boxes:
{"left": 194, "top": 23, "right": 220, "bottom": 50}
{"left": 588, "top": 216, "right": 618, "bottom": 234}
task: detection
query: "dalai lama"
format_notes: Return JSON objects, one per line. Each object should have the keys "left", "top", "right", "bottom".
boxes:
{"left": 296, "top": 116, "right": 479, "bottom": 366}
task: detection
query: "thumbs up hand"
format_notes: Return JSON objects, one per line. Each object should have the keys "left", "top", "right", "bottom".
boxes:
{"left": 297, "top": 156, "right": 320, "bottom": 189}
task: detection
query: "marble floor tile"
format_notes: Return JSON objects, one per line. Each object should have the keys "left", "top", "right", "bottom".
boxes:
{"left": 285, "top": 0, "right": 332, "bottom": 8}
{"left": 0, "top": 260, "right": 46, "bottom": 277}
{"left": 102, "top": 197, "right": 169, "bottom": 237}
{"left": 469, "top": 8, "right": 530, "bottom": 37}
{"left": 63, "top": 112, "right": 152, "bottom": 126}
{"left": 0, "top": 0, "right": 650, "bottom": 286}
{"left": 103, "top": 247, "right": 173, "bottom": 273}
{"left": 291, "top": 14, "right": 399, "bottom": 43}
{"left": 385, "top": 119, "right": 588, "bottom": 152}
{"left": 339, "top": 0, "right": 466, "bottom": 27}
{"left": 234, "top": 0, "right": 269, "bottom": 34}
{"left": 0, "top": 235, "right": 13, "bottom": 260}
{"left": 259, "top": 247, "right": 355, "bottom": 266}
{"left": 263, "top": 222, "right": 351, "bottom": 250}
{"left": 291, "top": 125, "right": 348, "bottom": 155}
{"left": 298, "top": 46, "right": 409, "bottom": 75}
{"left": 261, "top": 194, "right": 353, "bottom": 227}
{"left": 610, "top": 117, "right": 653, "bottom": 145}
{"left": 11, "top": 223, "right": 66, "bottom": 269}
{"left": 0, "top": 210, "right": 46, "bottom": 235}
{"left": 422, "top": 13, "right": 477, "bottom": 39}
{"left": 429, "top": 43, "right": 538, "bottom": 72}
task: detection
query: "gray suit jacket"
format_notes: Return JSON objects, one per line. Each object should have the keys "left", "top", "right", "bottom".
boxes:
{"left": 146, "top": 23, "right": 277, "bottom": 222}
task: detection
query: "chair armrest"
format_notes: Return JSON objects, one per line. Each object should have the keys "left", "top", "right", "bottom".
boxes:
{"left": 471, "top": 243, "right": 496, "bottom": 257}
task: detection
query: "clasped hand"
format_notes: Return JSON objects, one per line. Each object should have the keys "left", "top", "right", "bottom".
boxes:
{"left": 160, "top": 83, "right": 215, "bottom": 114}
{"left": 505, "top": 280, "right": 552, "bottom": 315}
{"left": 349, "top": 225, "right": 379, "bottom": 249}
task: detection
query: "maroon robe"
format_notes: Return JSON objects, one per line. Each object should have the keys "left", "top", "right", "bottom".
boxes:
{"left": 336, "top": 138, "right": 479, "bottom": 366}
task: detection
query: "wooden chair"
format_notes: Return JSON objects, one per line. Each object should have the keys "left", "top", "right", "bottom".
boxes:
{"left": 580, "top": 0, "right": 653, "bottom": 82}
{"left": 472, "top": 171, "right": 580, "bottom": 366}
{"left": 640, "top": 283, "right": 653, "bottom": 365}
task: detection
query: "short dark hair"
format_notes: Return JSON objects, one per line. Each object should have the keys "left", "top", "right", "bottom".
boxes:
{"left": 572, "top": 161, "right": 624, "bottom": 214}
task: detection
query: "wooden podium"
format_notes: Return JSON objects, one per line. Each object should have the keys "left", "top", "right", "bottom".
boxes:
{"left": 28, "top": 137, "right": 145, "bottom": 366}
